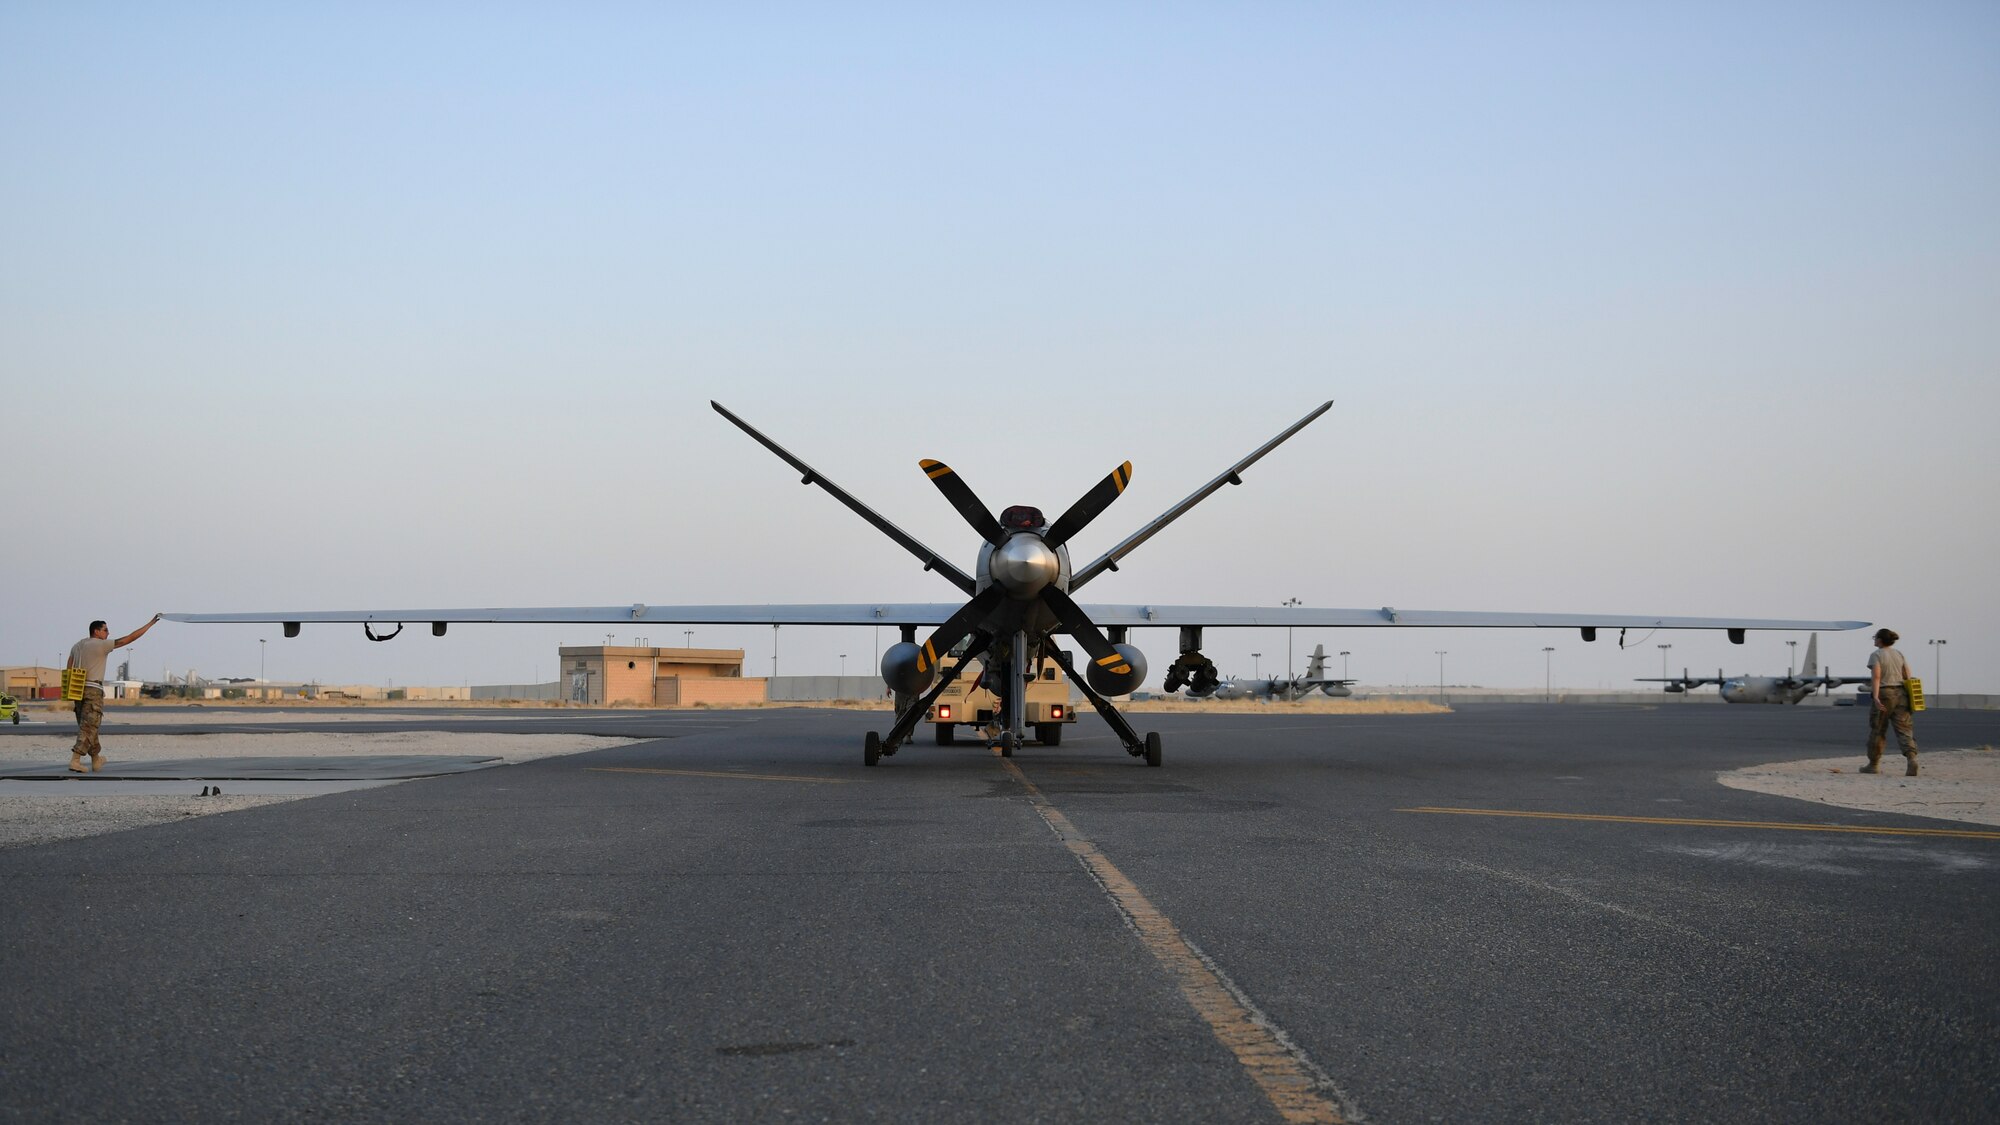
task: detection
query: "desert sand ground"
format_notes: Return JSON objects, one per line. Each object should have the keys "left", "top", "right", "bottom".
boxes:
{"left": 0, "top": 713, "right": 638, "bottom": 849}
{"left": 1718, "top": 747, "right": 2000, "bottom": 828}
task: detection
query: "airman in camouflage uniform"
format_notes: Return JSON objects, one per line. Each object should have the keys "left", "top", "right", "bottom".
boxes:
{"left": 1863, "top": 627, "right": 1918, "bottom": 776}
{"left": 65, "top": 615, "right": 163, "bottom": 773}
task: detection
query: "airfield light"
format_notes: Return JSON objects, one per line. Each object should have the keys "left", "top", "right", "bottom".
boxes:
{"left": 1282, "top": 597, "right": 1303, "bottom": 677}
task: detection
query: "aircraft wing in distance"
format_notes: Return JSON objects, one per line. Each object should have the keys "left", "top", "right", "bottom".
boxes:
{"left": 165, "top": 604, "right": 1870, "bottom": 640}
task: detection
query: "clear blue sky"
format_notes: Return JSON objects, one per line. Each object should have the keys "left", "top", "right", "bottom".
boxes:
{"left": 4, "top": 4, "right": 1995, "bottom": 693}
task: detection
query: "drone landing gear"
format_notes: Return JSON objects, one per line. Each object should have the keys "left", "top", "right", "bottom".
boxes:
{"left": 1048, "top": 649, "right": 1163, "bottom": 768}
{"left": 864, "top": 633, "right": 988, "bottom": 767}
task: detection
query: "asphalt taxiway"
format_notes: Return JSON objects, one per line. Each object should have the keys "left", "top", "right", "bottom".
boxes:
{"left": 2, "top": 704, "right": 1996, "bottom": 1122}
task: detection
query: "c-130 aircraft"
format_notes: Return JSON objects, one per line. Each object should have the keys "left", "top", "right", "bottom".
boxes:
{"left": 168, "top": 401, "right": 1868, "bottom": 767}
{"left": 1636, "top": 633, "right": 1871, "bottom": 704}
{"left": 1190, "top": 644, "right": 1356, "bottom": 701}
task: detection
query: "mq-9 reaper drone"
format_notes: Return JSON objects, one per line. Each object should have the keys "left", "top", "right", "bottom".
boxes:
{"left": 167, "top": 400, "right": 1868, "bottom": 768}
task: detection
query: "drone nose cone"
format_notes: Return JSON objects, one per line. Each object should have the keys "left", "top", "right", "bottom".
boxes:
{"left": 991, "top": 534, "right": 1060, "bottom": 597}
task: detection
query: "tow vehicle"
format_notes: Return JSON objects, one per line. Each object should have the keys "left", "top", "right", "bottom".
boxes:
{"left": 927, "top": 648, "right": 1075, "bottom": 751}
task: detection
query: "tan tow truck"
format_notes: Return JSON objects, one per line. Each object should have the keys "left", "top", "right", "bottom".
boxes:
{"left": 927, "top": 652, "right": 1076, "bottom": 746}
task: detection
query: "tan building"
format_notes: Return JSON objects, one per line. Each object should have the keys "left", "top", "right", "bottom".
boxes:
{"left": 561, "top": 646, "right": 768, "bottom": 707}
{"left": 1, "top": 667, "right": 62, "bottom": 700}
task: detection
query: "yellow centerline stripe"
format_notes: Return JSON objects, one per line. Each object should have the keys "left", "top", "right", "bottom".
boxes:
{"left": 587, "top": 766, "right": 853, "bottom": 785}
{"left": 1002, "top": 758, "right": 1349, "bottom": 1123}
{"left": 1400, "top": 807, "right": 2000, "bottom": 840}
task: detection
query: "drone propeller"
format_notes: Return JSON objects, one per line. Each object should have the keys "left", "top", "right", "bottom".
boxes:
{"left": 888, "top": 459, "right": 1147, "bottom": 697}
{"left": 1045, "top": 462, "right": 1132, "bottom": 548}
{"left": 920, "top": 460, "right": 1003, "bottom": 544}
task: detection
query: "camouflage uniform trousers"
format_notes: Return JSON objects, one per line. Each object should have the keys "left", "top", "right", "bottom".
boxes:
{"left": 1867, "top": 684, "right": 1918, "bottom": 764}
{"left": 71, "top": 686, "right": 105, "bottom": 760}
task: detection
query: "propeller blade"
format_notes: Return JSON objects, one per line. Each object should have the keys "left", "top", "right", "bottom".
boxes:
{"left": 916, "top": 586, "right": 1007, "bottom": 677}
{"left": 1045, "top": 461, "right": 1133, "bottom": 549}
{"left": 920, "top": 459, "right": 1003, "bottom": 544}
{"left": 1038, "top": 585, "right": 1122, "bottom": 666}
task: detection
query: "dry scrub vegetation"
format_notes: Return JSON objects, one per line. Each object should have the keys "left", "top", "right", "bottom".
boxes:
{"left": 711, "top": 698, "right": 1450, "bottom": 716}
{"left": 1122, "top": 697, "right": 1448, "bottom": 715}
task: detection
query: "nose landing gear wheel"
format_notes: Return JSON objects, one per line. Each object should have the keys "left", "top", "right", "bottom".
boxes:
{"left": 864, "top": 730, "right": 882, "bottom": 767}
{"left": 1143, "top": 731, "right": 1162, "bottom": 768}
{"left": 999, "top": 732, "right": 1017, "bottom": 758}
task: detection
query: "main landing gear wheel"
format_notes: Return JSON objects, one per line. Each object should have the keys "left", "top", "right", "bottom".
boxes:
{"left": 999, "top": 732, "right": 1017, "bottom": 758}
{"left": 864, "top": 730, "right": 882, "bottom": 767}
{"left": 1143, "top": 732, "right": 1162, "bottom": 768}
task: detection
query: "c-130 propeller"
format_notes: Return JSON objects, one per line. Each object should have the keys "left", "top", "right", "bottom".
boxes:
{"left": 711, "top": 400, "right": 1333, "bottom": 767}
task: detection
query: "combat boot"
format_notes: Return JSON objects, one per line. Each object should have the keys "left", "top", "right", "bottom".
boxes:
{"left": 90, "top": 754, "right": 104, "bottom": 773}
{"left": 1905, "top": 754, "right": 1919, "bottom": 777}
{"left": 68, "top": 753, "right": 86, "bottom": 773}
{"left": 1860, "top": 755, "right": 1881, "bottom": 774}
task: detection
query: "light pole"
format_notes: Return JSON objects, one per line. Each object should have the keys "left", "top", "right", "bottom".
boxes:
{"left": 259, "top": 638, "right": 266, "bottom": 684}
{"left": 1786, "top": 639, "right": 1797, "bottom": 678}
{"left": 1282, "top": 597, "right": 1302, "bottom": 678}
{"left": 604, "top": 633, "right": 614, "bottom": 647}
{"left": 1658, "top": 643, "right": 1672, "bottom": 679}
{"left": 683, "top": 630, "right": 693, "bottom": 649}
{"left": 1252, "top": 653, "right": 1262, "bottom": 679}
{"left": 1543, "top": 646, "right": 1555, "bottom": 703}
{"left": 840, "top": 653, "right": 847, "bottom": 678}
{"left": 772, "top": 624, "right": 780, "bottom": 677}
{"left": 1339, "top": 651, "right": 1350, "bottom": 680}
{"left": 1435, "top": 651, "right": 1447, "bottom": 706}
{"left": 1929, "top": 639, "right": 1946, "bottom": 694}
